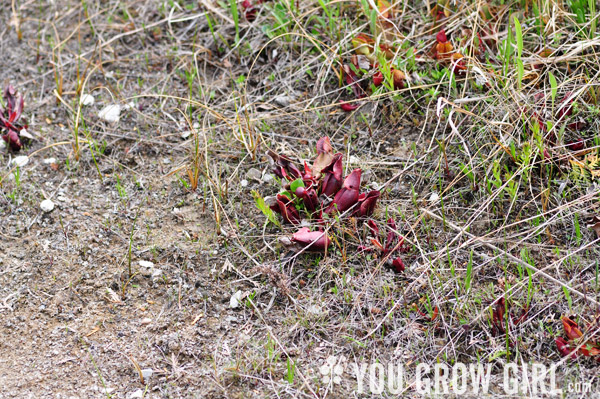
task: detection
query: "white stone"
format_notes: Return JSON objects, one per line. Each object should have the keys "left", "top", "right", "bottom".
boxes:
{"left": 99, "top": 104, "right": 121, "bottom": 123}
{"left": 129, "top": 389, "right": 143, "bottom": 399}
{"left": 151, "top": 268, "right": 163, "bottom": 281}
{"left": 429, "top": 192, "right": 440, "bottom": 203}
{"left": 230, "top": 290, "right": 244, "bottom": 309}
{"left": 246, "top": 168, "right": 262, "bottom": 181}
{"left": 0, "top": 140, "right": 5, "bottom": 150}
{"left": 10, "top": 155, "right": 29, "bottom": 167}
{"left": 40, "top": 199, "right": 55, "bottom": 213}
{"left": 141, "top": 368, "right": 153, "bottom": 381}
{"left": 262, "top": 174, "right": 274, "bottom": 183}
{"left": 43, "top": 157, "right": 57, "bottom": 164}
{"left": 139, "top": 260, "right": 154, "bottom": 268}
{"left": 274, "top": 96, "right": 291, "bottom": 107}
{"left": 472, "top": 66, "right": 488, "bottom": 86}
{"left": 307, "top": 305, "right": 321, "bottom": 315}
{"left": 19, "top": 129, "right": 34, "bottom": 140}
{"left": 278, "top": 237, "right": 292, "bottom": 246}
{"left": 80, "top": 94, "right": 95, "bottom": 106}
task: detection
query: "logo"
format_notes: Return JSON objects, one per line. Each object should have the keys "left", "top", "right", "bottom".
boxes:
{"left": 319, "top": 355, "right": 346, "bottom": 385}
{"left": 314, "top": 357, "right": 591, "bottom": 396}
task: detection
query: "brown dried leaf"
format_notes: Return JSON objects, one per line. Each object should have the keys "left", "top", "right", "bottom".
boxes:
{"left": 312, "top": 136, "right": 335, "bottom": 178}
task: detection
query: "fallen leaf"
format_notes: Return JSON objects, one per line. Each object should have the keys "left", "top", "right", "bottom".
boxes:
{"left": 312, "top": 136, "right": 335, "bottom": 177}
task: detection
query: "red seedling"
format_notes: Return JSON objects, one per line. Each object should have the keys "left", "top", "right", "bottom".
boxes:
{"left": 356, "top": 190, "right": 380, "bottom": 217}
{"left": 556, "top": 316, "right": 600, "bottom": 359}
{"left": 268, "top": 150, "right": 302, "bottom": 181}
{"left": 391, "top": 69, "right": 406, "bottom": 89}
{"left": 566, "top": 139, "right": 585, "bottom": 151}
{"left": 391, "top": 257, "right": 405, "bottom": 272}
{"left": 342, "top": 64, "right": 365, "bottom": 100}
{"left": 555, "top": 337, "right": 577, "bottom": 359}
{"left": 372, "top": 70, "right": 384, "bottom": 86}
{"left": 433, "top": 29, "right": 466, "bottom": 71}
{"left": 361, "top": 218, "right": 410, "bottom": 273}
{"left": 416, "top": 305, "right": 439, "bottom": 322}
{"left": 0, "top": 85, "right": 28, "bottom": 151}
{"left": 242, "top": 0, "right": 263, "bottom": 21}
{"left": 490, "top": 297, "right": 529, "bottom": 337}
{"left": 265, "top": 137, "right": 381, "bottom": 252}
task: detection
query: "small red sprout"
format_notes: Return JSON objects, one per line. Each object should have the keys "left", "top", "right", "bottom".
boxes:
{"left": 490, "top": 297, "right": 528, "bottom": 338}
{"left": 0, "top": 85, "right": 28, "bottom": 151}
{"left": 372, "top": 70, "right": 384, "bottom": 86}
{"left": 242, "top": 0, "right": 263, "bottom": 21}
{"left": 361, "top": 218, "right": 410, "bottom": 273}
{"left": 433, "top": 29, "right": 466, "bottom": 71}
{"left": 555, "top": 316, "right": 600, "bottom": 359}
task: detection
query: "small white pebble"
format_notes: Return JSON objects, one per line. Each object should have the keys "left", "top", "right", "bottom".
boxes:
{"left": 99, "top": 104, "right": 121, "bottom": 123}
{"left": 230, "top": 291, "right": 244, "bottom": 309}
{"left": 151, "top": 268, "right": 162, "bottom": 278}
{"left": 11, "top": 155, "right": 29, "bottom": 167}
{"left": 181, "top": 130, "right": 192, "bottom": 139}
{"left": 139, "top": 260, "right": 154, "bottom": 268}
{"left": 307, "top": 305, "right": 322, "bottom": 315}
{"left": 80, "top": 94, "right": 95, "bottom": 106}
{"left": 129, "top": 390, "right": 143, "bottom": 399}
{"left": 19, "top": 129, "right": 34, "bottom": 140}
{"left": 429, "top": 192, "right": 440, "bottom": 203}
{"left": 348, "top": 155, "right": 360, "bottom": 164}
{"left": 262, "top": 174, "right": 274, "bottom": 183}
{"left": 40, "top": 199, "right": 55, "bottom": 213}
{"left": 43, "top": 157, "right": 57, "bottom": 164}
{"left": 141, "top": 368, "right": 153, "bottom": 381}
{"left": 278, "top": 237, "right": 292, "bottom": 246}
